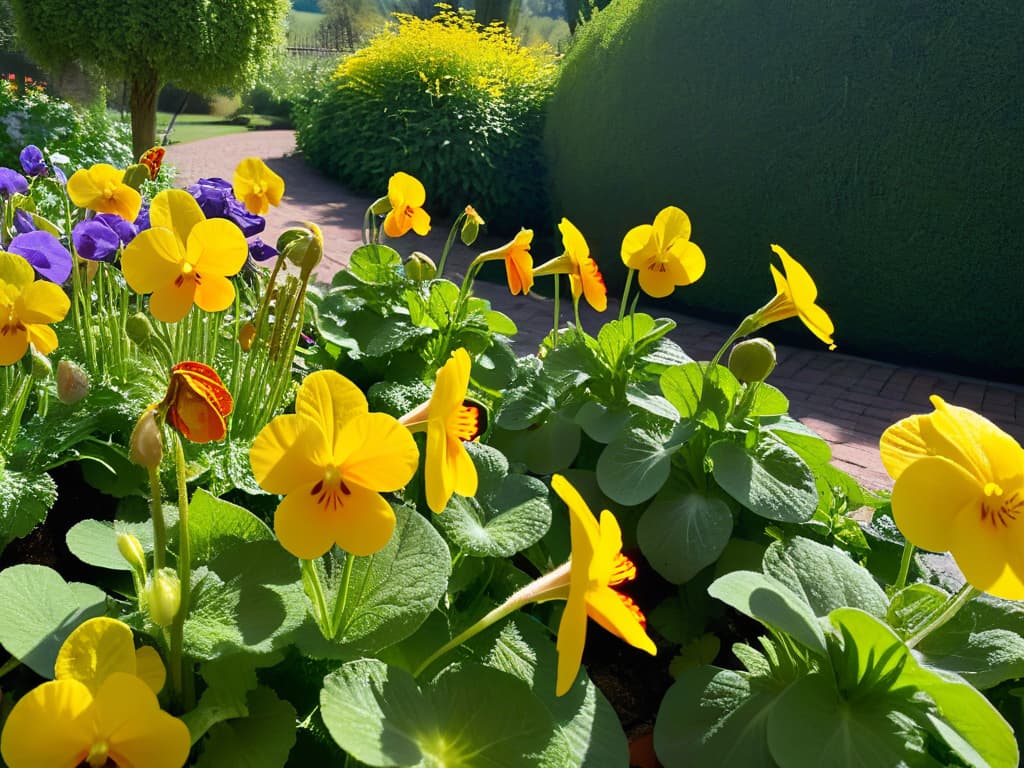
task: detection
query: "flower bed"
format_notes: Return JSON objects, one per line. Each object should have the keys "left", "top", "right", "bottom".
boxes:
{"left": 0, "top": 148, "right": 1021, "bottom": 767}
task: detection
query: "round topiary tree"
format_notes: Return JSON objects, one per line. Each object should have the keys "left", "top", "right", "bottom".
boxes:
{"left": 545, "top": 0, "right": 1023, "bottom": 379}
{"left": 10, "top": 0, "right": 289, "bottom": 158}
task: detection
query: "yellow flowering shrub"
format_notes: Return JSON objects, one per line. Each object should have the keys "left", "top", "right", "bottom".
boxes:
{"left": 295, "top": 5, "right": 556, "bottom": 232}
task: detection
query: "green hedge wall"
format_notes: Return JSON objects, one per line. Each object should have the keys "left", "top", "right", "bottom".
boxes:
{"left": 545, "top": 0, "right": 1023, "bottom": 380}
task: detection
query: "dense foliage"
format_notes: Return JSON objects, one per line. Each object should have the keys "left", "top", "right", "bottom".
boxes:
{"left": 244, "top": 56, "right": 340, "bottom": 121}
{"left": 544, "top": 0, "right": 1024, "bottom": 379}
{"left": 296, "top": 6, "right": 556, "bottom": 233}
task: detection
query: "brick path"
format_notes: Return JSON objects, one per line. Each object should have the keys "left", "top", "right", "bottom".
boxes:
{"left": 166, "top": 131, "right": 1024, "bottom": 494}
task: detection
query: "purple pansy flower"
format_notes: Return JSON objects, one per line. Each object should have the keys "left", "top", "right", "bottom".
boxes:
{"left": 248, "top": 237, "right": 278, "bottom": 262}
{"left": 19, "top": 145, "right": 47, "bottom": 177}
{"left": 73, "top": 214, "right": 137, "bottom": 262}
{"left": 134, "top": 202, "right": 150, "bottom": 232}
{"left": 8, "top": 230, "right": 73, "bottom": 284}
{"left": 187, "top": 177, "right": 266, "bottom": 237}
{"left": 13, "top": 208, "right": 37, "bottom": 234}
{"left": 0, "top": 167, "right": 29, "bottom": 198}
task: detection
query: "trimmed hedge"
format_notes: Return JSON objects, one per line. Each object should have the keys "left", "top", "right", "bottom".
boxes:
{"left": 544, "top": 0, "right": 1024, "bottom": 380}
{"left": 295, "top": 7, "right": 557, "bottom": 234}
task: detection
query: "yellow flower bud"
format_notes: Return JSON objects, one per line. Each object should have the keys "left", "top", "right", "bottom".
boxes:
{"left": 728, "top": 338, "right": 777, "bottom": 383}
{"left": 239, "top": 321, "right": 256, "bottom": 352}
{"left": 56, "top": 360, "right": 89, "bottom": 404}
{"left": 129, "top": 408, "right": 164, "bottom": 469}
{"left": 145, "top": 568, "right": 181, "bottom": 627}
{"left": 404, "top": 252, "right": 437, "bottom": 281}
{"left": 116, "top": 533, "right": 147, "bottom": 578}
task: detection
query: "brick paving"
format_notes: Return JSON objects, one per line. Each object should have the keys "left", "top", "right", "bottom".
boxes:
{"left": 166, "top": 131, "right": 1024, "bottom": 495}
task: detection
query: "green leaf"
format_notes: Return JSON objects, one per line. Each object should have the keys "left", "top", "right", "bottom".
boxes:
{"left": 299, "top": 504, "right": 450, "bottom": 655}
{"left": 426, "top": 280, "right": 461, "bottom": 327}
{"left": 0, "top": 468, "right": 57, "bottom": 554}
{"left": 465, "top": 441, "right": 510, "bottom": 498}
{"left": 660, "top": 363, "right": 739, "bottom": 429}
{"left": 574, "top": 401, "right": 629, "bottom": 443}
{"left": 655, "top": 667, "right": 778, "bottom": 768}
{"left": 708, "top": 437, "right": 818, "bottom": 522}
{"left": 194, "top": 686, "right": 297, "bottom": 768}
{"left": 436, "top": 474, "right": 551, "bottom": 557}
{"left": 484, "top": 309, "right": 518, "bottom": 336}
{"left": 65, "top": 518, "right": 154, "bottom": 571}
{"left": 0, "top": 564, "right": 106, "bottom": 677}
{"left": 625, "top": 386, "right": 679, "bottom": 421}
{"left": 182, "top": 655, "right": 260, "bottom": 745}
{"left": 637, "top": 480, "right": 733, "bottom": 584}
{"left": 762, "top": 536, "right": 888, "bottom": 619}
{"left": 708, "top": 570, "right": 826, "bottom": 654}
{"left": 918, "top": 621, "right": 1024, "bottom": 690}
{"left": 472, "top": 338, "right": 518, "bottom": 391}
{"left": 495, "top": 412, "right": 581, "bottom": 475}
{"left": 188, "top": 489, "right": 274, "bottom": 565}
{"left": 185, "top": 540, "right": 307, "bottom": 661}
{"left": 495, "top": 366, "right": 555, "bottom": 430}
{"left": 886, "top": 584, "right": 948, "bottom": 638}
{"left": 320, "top": 660, "right": 555, "bottom": 767}
{"left": 746, "top": 384, "right": 789, "bottom": 417}
{"left": 597, "top": 422, "right": 689, "bottom": 505}
{"left": 763, "top": 415, "right": 832, "bottom": 467}
{"left": 365, "top": 314, "right": 433, "bottom": 356}
{"left": 348, "top": 244, "right": 405, "bottom": 285}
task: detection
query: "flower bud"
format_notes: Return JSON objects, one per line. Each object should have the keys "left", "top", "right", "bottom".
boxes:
{"left": 145, "top": 568, "right": 181, "bottom": 627}
{"left": 728, "top": 338, "right": 777, "bottom": 383}
{"left": 369, "top": 195, "right": 392, "bottom": 215}
{"left": 125, "top": 312, "right": 153, "bottom": 345}
{"left": 278, "top": 222, "right": 323, "bottom": 273}
{"left": 30, "top": 349, "right": 52, "bottom": 380}
{"left": 461, "top": 206, "right": 484, "bottom": 246}
{"left": 404, "top": 252, "right": 437, "bottom": 281}
{"left": 116, "top": 533, "right": 147, "bottom": 578}
{"left": 56, "top": 360, "right": 89, "bottom": 404}
{"left": 239, "top": 320, "right": 256, "bottom": 352}
{"left": 129, "top": 408, "right": 163, "bottom": 468}
{"left": 122, "top": 163, "right": 150, "bottom": 191}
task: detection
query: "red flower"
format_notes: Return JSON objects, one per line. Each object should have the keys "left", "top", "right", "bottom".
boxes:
{"left": 161, "top": 362, "right": 233, "bottom": 443}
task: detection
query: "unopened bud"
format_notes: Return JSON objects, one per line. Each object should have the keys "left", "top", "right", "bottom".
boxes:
{"left": 122, "top": 163, "right": 150, "bottom": 191}
{"left": 728, "top": 338, "right": 777, "bottom": 383}
{"left": 129, "top": 408, "right": 163, "bottom": 468}
{"left": 30, "top": 349, "right": 52, "bottom": 380}
{"left": 56, "top": 360, "right": 89, "bottom": 404}
{"left": 239, "top": 321, "right": 256, "bottom": 352}
{"left": 116, "top": 533, "right": 147, "bottom": 578}
{"left": 278, "top": 223, "right": 323, "bottom": 273}
{"left": 126, "top": 313, "right": 153, "bottom": 345}
{"left": 404, "top": 252, "right": 436, "bottom": 281}
{"left": 145, "top": 568, "right": 181, "bottom": 627}
{"left": 369, "top": 195, "right": 392, "bottom": 215}
{"left": 461, "top": 206, "right": 484, "bottom": 246}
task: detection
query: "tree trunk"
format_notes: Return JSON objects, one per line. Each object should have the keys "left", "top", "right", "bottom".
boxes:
{"left": 129, "top": 69, "right": 160, "bottom": 161}
{"left": 476, "top": 0, "right": 520, "bottom": 28}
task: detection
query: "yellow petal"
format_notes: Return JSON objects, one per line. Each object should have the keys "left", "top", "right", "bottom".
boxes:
{"left": 16, "top": 280, "right": 70, "bottom": 324}
{"left": 193, "top": 273, "right": 237, "bottom": 313}
{"left": 0, "top": 679, "right": 92, "bottom": 766}
{"left": 797, "top": 300, "right": 835, "bottom": 348}
{"left": 296, "top": 371, "right": 368, "bottom": 455}
{"left": 0, "top": 326, "right": 27, "bottom": 365}
{"left": 121, "top": 229, "right": 185, "bottom": 295}
{"left": 250, "top": 414, "right": 328, "bottom": 494}
{"left": 450, "top": 436, "right": 478, "bottom": 498}
{"left": 94, "top": 674, "right": 191, "bottom": 768}
{"left": 0, "top": 251, "right": 36, "bottom": 289}
{"left": 25, "top": 324, "right": 58, "bottom": 356}
{"left": 664, "top": 239, "right": 706, "bottom": 286}
{"left": 927, "top": 396, "right": 1020, "bottom": 485}
{"left": 55, "top": 617, "right": 137, "bottom": 695}
{"left": 67, "top": 164, "right": 120, "bottom": 209}
{"left": 149, "top": 278, "right": 196, "bottom": 324}
{"left": 891, "top": 456, "right": 981, "bottom": 553}
{"left": 149, "top": 189, "right": 205, "bottom": 245}
{"left": 425, "top": 420, "right": 455, "bottom": 515}
{"left": 433, "top": 348, "right": 471, "bottom": 418}
{"left": 187, "top": 218, "right": 248, "bottom": 278}
{"left": 586, "top": 588, "right": 657, "bottom": 655}
{"left": 274, "top": 485, "right": 340, "bottom": 560}
{"left": 338, "top": 412, "right": 419, "bottom": 492}
{"left": 596, "top": 510, "right": 624, "bottom": 581}
{"left": 579, "top": 255, "right": 607, "bottom": 313}
{"left": 620, "top": 223, "right": 655, "bottom": 268}
{"left": 771, "top": 244, "right": 819, "bottom": 305}
{"left": 653, "top": 206, "right": 691, "bottom": 245}
{"left": 411, "top": 206, "right": 431, "bottom": 236}
{"left": 950, "top": 507, "right": 1024, "bottom": 601}
{"left": 637, "top": 263, "right": 676, "bottom": 299}
{"left": 880, "top": 414, "right": 931, "bottom": 480}
{"left": 388, "top": 172, "right": 426, "bottom": 208}
{"left": 552, "top": 474, "right": 600, "bottom": 590}
{"left": 108, "top": 186, "right": 142, "bottom": 223}
{"left": 382, "top": 209, "right": 411, "bottom": 238}
{"left": 558, "top": 218, "right": 588, "bottom": 261}
{"left": 329, "top": 482, "right": 398, "bottom": 556}
{"left": 555, "top": 589, "right": 588, "bottom": 696}
{"left": 134, "top": 646, "right": 166, "bottom": 695}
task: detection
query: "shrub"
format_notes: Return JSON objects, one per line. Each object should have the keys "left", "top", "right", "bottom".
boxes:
{"left": 544, "top": 0, "right": 1024, "bottom": 380}
{"left": 0, "top": 82, "right": 132, "bottom": 170}
{"left": 295, "top": 5, "right": 557, "bottom": 233}
{"left": 243, "top": 55, "right": 339, "bottom": 121}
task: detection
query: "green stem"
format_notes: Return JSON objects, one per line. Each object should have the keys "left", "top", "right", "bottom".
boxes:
{"left": 573, "top": 295, "right": 583, "bottom": 336}
{"left": 0, "top": 655, "right": 20, "bottom": 680}
{"left": 330, "top": 555, "right": 356, "bottom": 640}
{"left": 169, "top": 434, "right": 194, "bottom": 709}
{"left": 893, "top": 539, "right": 915, "bottom": 592}
{"left": 436, "top": 212, "right": 466, "bottom": 279}
{"left": 2, "top": 372, "right": 32, "bottom": 455}
{"left": 301, "top": 559, "right": 332, "bottom": 637}
{"left": 904, "top": 583, "right": 979, "bottom": 649}
{"left": 618, "top": 269, "right": 636, "bottom": 322}
{"left": 551, "top": 277, "right": 561, "bottom": 346}
{"left": 147, "top": 465, "right": 167, "bottom": 572}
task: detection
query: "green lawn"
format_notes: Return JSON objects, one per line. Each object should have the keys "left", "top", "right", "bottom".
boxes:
{"left": 155, "top": 112, "right": 288, "bottom": 145}
{"left": 288, "top": 10, "right": 325, "bottom": 44}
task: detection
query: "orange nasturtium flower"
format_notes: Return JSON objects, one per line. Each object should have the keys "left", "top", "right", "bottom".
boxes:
{"left": 881, "top": 396, "right": 1024, "bottom": 600}
{"left": 399, "top": 348, "right": 481, "bottom": 513}
{"left": 66, "top": 163, "right": 142, "bottom": 222}
{"left": 475, "top": 229, "right": 534, "bottom": 296}
{"left": 747, "top": 244, "right": 835, "bottom": 350}
{"left": 533, "top": 218, "right": 607, "bottom": 312}
{"left": 0, "top": 618, "right": 189, "bottom": 768}
{"left": 551, "top": 474, "right": 656, "bottom": 695}
{"left": 383, "top": 172, "right": 431, "bottom": 238}
{"left": 250, "top": 370, "right": 419, "bottom": 558}
{"left": 233, "top": 157, "right": 285, "bottom": 216}
{"left": 0, "top": 251, "right": 70, "bottom": 365}
{"left": 620, "top": 206, "right": 706, "bottom": 298}
{"left": 121, "top": 189, "right": 248, "bottom": 323}
{"left": 160, "top": 361, "right": 233, "bottom": 443}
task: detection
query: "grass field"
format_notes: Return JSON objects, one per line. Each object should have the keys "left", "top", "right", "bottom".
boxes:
{"left": 155, "top": 113, "right": 288, "bottom": 145}
{"left": 288, "top": 10, "right": 325, "bottom": 44}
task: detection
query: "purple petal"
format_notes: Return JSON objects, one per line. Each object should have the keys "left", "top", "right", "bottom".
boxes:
{"left": 95, "top": 213, "right": 137, "bottom": 245}
{"left": 13, "top": 208, "right": 37, "bottom": 234}
{"left": 73, "top": 218, "right": 122, "bottom": 262}
{"left": 248, "top": 237, "right": 279, "bottom": 262}
{"left": 19, "top": 145, "right": 47, "bottom": 177}
{"left": 8, "top": 230, "right": 73, "bottom": 284}
{"left": 53, "top": 166, "right": 68, "bottom": 185}
{"left": 188, "top": 177, "right": 265, "bottom": 237}
{"left": 134, "top": 202, "right": 151, "bottom": 232}
{"left": 0, "top": 167, "right": 29, "bottom": 197}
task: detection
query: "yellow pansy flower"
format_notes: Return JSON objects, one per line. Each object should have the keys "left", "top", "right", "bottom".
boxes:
{"left": 399, "top": 348, "right": 481, "bottom": 513}
{"left": 250, "top": 370, "right": 420, "bottom": 558}
{"left": 749, "top": 244, "right": 835, "bottom": 349}
{"left": 620, "top": 206, "right": 706, "bottom": 298}
{"left": 66, "top": 163, "right": 142, "bottom": 222}
{"left": 551, "top": 474, "right": 656, "bottom": 695}
{"left": 533, "top": 218, "right": 607, "bottom": 312}
{"left": 233, "top": 157, "right": 285, "bottom": 216}
{"left": 0, "top": 251, "right": 70, "bottom": 366}
{"left": 0, "top": 618, "right": 188, "bottom": 768}
{"left": 881, "top": 396, "right": 1024, "bottom": 600}
{"left": 476, "top": 229, "right": 534, "bottom": 296}
{"left": 121, "top": 189, "right": 248, "bottom": 323}
{"left": 383, "top": 172, "right": 431, "bottom": 238}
